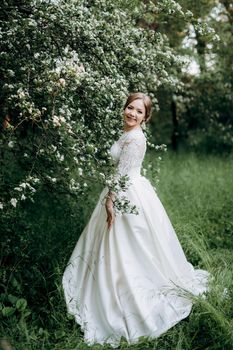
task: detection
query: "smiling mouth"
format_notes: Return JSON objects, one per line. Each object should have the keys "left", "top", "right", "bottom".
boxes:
{"left": 127, "top": 115, "right": 137, "bottom": 121}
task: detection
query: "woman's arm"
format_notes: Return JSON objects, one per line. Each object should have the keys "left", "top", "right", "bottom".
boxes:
{"left": 105, "top": 133, "right": 146, "bottom": 229}
{"left": 105, "top": 192, "right": 115, "bottom": 230}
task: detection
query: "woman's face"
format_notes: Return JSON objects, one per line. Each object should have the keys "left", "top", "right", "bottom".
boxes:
{"left": 123, "top": 99, "right": 146, "bottom": 129}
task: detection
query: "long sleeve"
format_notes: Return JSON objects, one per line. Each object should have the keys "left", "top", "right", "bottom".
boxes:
{"left": 107, "top": 129, "right": 147, "bottom": 204}
{"left": 115, "top": 134, "right": 146, "bottom": 179}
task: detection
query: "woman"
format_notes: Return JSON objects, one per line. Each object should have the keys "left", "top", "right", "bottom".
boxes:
{"left": 62, "top": 92, "right": 209, "bottom": 348}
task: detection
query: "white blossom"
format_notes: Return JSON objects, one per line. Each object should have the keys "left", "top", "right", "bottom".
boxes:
{"left": 10, "top": 198, "right": 18, "bottom": 207}
{"left": 14, "top": 187, "right": 22, "bottom": 191}
{"left": 59, "top": 116, "right": 66, "bottom": 123}
{"left": 56, "top": 152, "right": 64, "bottom": 162}
{"left": 52, "top": 115, "right": 61, "bottom": 127}
{"left": 51, "top": 145, "right": 57, "bottom": 152}
{"left": 8, "top": 141, "right": 15, "bottom": 148}
{"left": 20, "top": 183, "right": 27, "bottom": 189}
{"left": 58, "top": 78, "right": 66, "bottom": 87}
{"left": 17, "top": 89, "right": 25, "bottom": 98}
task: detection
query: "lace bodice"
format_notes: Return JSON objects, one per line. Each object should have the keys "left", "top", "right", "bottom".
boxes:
{"left": 109, "top": 127, "right": 146, "bottom": 179}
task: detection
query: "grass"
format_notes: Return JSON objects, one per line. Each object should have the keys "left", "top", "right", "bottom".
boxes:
{"left": 1, "top": 150, "right": 233, "bottom": 350}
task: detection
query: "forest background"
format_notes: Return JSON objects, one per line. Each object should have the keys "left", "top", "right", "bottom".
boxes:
{"left": 0, "top": 0, "right": 233, "bottom": 349}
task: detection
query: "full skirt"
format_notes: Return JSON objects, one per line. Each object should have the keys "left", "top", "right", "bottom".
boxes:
{"left": 62, "top": 176, "right": 209, "bottom": 347}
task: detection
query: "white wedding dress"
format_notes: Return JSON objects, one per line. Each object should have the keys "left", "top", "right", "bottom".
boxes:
{"left": 62, "top": 127, "right": 209, "bottom": 347}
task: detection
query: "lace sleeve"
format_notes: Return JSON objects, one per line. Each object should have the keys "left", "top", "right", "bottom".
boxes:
{"left": 115, "top": 133, "right": 146, "bottom": 179}
{"left": 106, "top": 131, "right": 146, "bottom": 214}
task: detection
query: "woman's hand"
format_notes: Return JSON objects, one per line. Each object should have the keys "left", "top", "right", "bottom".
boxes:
{"left": 105, "top": 194, "right": 115, "bottom": 230}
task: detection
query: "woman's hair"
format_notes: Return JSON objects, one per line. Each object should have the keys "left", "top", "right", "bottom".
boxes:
{"left": 123, "top": 92, "right": 152, "bottom": 123}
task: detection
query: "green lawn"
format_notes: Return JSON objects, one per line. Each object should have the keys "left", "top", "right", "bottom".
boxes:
{"left": 1, "top": 151, "right": 233, "bottom": 350}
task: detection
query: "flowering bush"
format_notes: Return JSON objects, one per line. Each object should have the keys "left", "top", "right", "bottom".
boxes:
{"left": 0, "top": 0, "right": 189, "bottom": 214}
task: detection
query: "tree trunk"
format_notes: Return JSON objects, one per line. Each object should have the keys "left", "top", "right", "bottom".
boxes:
{"left": 171, "top": 99, "right": 179, "bottom": 150}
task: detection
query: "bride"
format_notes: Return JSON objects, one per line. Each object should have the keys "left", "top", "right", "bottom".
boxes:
{"left": 62, "top": 92, "right": 209, "bottom": 347}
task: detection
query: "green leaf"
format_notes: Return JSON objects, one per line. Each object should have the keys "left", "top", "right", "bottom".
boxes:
{"left": 22, "top": 310, "right": 31, "bottom": 318}
{"left": 11, "top": 277, "right": 22, "bottom": 292}
{"left": 2, "top": 306, "right": 15, "bottom": 316}
{"left": 8, "top": 294, "right": 18, "bottom": 305}
{"left": 54, "top": 330, "right": 66, "bottom": 339}
{"left": 16, "top": 298, "right": 27, "bottom": 311}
